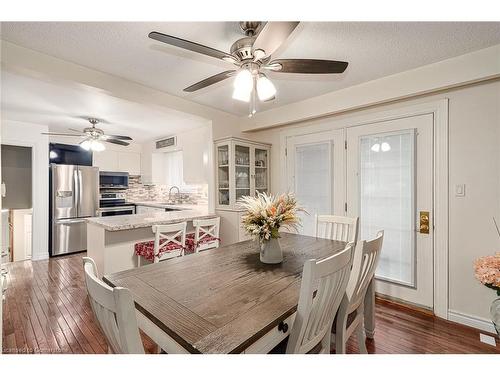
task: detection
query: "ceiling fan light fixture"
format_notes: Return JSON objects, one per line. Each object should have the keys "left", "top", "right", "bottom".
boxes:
{"left": 233, "top": 69, "right": 253, "bottom": 91}
{"left": 80, "top": 139, "right": 105, "bottom": 152}
{"left": 256, "top": 75, "right": 276, "bottom": 101}
{"left": 232, "top": 86, "right": 252, "bottom": 102}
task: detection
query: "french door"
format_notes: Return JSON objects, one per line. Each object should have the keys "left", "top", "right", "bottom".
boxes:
{"left": 346, "top": 114, "right": 434, "bottom": 308}
{"left": 285, "top": 113, "right": 434, "bottom": 309}
{"left": 286, "top": 130, "right": 344, "bottom": 236}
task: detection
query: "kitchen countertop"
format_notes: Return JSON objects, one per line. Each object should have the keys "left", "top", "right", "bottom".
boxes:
{"left": 132, "top": 201, "right": 207, "bottom": 211}
{"left": 86, "top": 207, "right": 215, "bottom": 232}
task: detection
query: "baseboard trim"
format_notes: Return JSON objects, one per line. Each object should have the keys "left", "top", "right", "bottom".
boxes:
{"left": 448, "top": 310, "right": 496, "bottom": 334}
{"left": 31, "top": 253, "right": 49, "bottom": 261}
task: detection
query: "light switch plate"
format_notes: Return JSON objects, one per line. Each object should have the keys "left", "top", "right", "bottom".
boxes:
{"left": 455, "top": 184, "right": 465, "bottom": 197}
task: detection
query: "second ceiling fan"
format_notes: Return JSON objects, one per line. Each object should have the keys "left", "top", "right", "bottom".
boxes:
{"left": 149, "top": 21, "right": 348, "bottom": 116}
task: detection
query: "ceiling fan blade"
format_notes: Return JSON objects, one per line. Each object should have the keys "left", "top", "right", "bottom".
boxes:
{"left": 103, "top": 138, "right": 130, "bottom": 146}
{"left": 252, "top": 22, "right": 299, "bottom": 58}
{"left": 184, "top": 70, "right": 236, "bottom": 92}
{"left": 41, "top": 132, "right": 84, "bottom": 137}
{"left": 68, "top": 128, "right": 84, "bottom": 133}
{"left": 266, "top": 59, "right": 348, "bottom": 74}
{"left": 149, "top": 31, "right": 234, "bottom": 62}
{"left": 102, "top": 134, "right": 133, "bottom": 141}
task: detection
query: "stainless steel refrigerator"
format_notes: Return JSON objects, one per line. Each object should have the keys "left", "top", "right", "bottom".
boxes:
{"left": 50, "top": 164, "right": 99, "bottom": 256}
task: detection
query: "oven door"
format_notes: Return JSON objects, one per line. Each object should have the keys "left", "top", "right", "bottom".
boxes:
{"left": 98, "top": 206, "right": 135, "bottom": 217}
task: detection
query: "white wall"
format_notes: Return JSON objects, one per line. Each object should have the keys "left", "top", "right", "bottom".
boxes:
{"left": 12, "top": 209, "right": 32, "bottom": 262}
{"left": 1, "top": 120, "right": 49, "bottom": 260}
{"left": 249, "top": 80, "right": 500, "bottom": 328}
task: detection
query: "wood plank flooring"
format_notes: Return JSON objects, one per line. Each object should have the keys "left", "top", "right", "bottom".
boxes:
{"left": 2, "top": 253, "right": 499, "bottom": 354}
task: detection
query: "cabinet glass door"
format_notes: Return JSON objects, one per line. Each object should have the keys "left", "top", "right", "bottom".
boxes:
{"left": 234, "top": 144, "right": 250, "bottom": 201}
{"left": 217, "top": 145, "right": 230, "bottom": 206}
{"left": 254, "top": 148, "right": 268, "bottom": 195}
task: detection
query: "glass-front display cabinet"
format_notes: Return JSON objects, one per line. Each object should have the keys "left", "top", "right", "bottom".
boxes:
{"left": 215, "top": 137, "right": 271, "bottom": 210}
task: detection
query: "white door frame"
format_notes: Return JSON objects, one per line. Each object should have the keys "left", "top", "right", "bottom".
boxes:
{"left": 1, "top": 140, "right": 46, "bottom": 260}
{"left": 280, "top": 99, "right": 449, "bottom": 319}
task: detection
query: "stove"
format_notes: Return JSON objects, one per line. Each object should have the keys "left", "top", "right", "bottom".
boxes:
{"left": 98, "top": 192, "right": 135, "bottom": 217}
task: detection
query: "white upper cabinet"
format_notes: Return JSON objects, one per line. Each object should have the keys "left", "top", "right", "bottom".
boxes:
{"left": 117, "top": 152, "right": 141, "bottom": 175}
{"left": 93, "top": 150, "right": 119, "bottom": 172}
{"left": 93, "top": 150, "right": 141, "bottom": 175}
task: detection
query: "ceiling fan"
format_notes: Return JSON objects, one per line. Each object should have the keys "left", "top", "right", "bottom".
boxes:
{"left": 42, "top": 118, "right": 133, "bottom": 152}
{"left": 149, "top": 21, "right": 348, "bottom": 116}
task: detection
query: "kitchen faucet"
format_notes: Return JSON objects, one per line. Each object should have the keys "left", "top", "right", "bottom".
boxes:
{"left": 168, "top": 186, "right": 180, "bottom": 202}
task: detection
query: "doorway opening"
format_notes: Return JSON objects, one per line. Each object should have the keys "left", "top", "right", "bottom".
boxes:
{"left": 1, "top": 144, "right": 33, "bottom": 263}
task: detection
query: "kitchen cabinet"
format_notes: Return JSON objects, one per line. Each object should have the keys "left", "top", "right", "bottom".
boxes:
{"left": 93, "top": 150, "right": 141, "bottom": 175}
{"left": 117, "top": 152, "right": 141, "bottom": 175}
{"left": 214, "top": 137, "right": 271, "bottom": 210}
{"left": 216, "top": 209, "right": 252, "bottom": 246}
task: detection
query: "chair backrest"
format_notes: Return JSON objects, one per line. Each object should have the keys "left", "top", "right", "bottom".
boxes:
{"left": 315, "top": 215, "right": 359, "bottom": 243}
{"left": 82, "top": 257, "right": 144, "bottom": 354}
{"left": 286, "top": 244, "right": 354, "bottom": 354}
{"left": 193, "top": 217, "right": 220, "bottom": 252}
{"left": 152, "top": 221, "right": 187, "bottom": 262}
{"left": 345, "top": 231, "right": 384, "bottom": 312}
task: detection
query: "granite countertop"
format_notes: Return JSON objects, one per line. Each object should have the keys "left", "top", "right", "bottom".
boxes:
{"left": 87, "top": 207, "right": 215, "bottom": 232}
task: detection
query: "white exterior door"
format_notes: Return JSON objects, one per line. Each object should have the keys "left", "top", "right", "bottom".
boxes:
{"left": 346, "top": 114, "right": 434, "bottom": 308}
{"left": 286, "top": 130, "right": 344, "bottom": 237}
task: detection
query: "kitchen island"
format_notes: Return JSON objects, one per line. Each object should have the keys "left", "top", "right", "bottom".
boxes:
{"left": 86, "top": 207, "right": 216, "bottom": 276}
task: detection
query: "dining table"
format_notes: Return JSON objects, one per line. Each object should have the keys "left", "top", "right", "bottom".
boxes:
{"left": 103, "top": 232, "right": 376, "bottom": 354}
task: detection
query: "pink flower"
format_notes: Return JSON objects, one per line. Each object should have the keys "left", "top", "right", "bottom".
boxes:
{"left": 474, "top": 252, "right": 500, "bottom": 289}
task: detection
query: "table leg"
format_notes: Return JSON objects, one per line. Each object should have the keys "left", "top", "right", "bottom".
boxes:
{"left": 364, "top": 278, "right": 375, "bottom": 339}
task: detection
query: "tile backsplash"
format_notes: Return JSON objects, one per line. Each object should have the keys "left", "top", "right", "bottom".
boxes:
{"left": 124, "top": 176, "right": 208, "bottom": 204}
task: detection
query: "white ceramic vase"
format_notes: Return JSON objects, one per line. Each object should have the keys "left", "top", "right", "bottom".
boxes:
{"left": 260, "top": 238, "right": 283, "bottom": 264}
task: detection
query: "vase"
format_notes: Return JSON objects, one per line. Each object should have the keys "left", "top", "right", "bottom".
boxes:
{"left": 491, "top": 297, "right": 500, "bottom": 336}
{"left": 259, "top": 238, "right": 283, "bottom": 264}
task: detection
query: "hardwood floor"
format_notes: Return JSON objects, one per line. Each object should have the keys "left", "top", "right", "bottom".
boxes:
{"left": 2, "top": 253, "right": 499, "bottom": 354}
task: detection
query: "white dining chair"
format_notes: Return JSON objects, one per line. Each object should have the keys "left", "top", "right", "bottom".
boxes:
{"left": 283, "top": 243, "right": 354, "bottom": 354}
{"left": 332, "top": 231, "right": 384, "bottom": 354}
{"left": 187, "top": 217, "right": 221, "bottom": 254}
{"left": 314, "top": 215, "right": 359, "bottom": 243}
{"left": 135, "top": 221, "right": 187, "bottom": 265}
{"left": 82, "top": 257, "right": 144, "bottom": 354}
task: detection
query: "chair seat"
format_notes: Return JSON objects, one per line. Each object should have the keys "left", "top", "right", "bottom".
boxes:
{"left": 185, "top": 232, "right": 219, "bottom": 254}
{"left": 134, "top": 239, "right": 184, "bottom": 262}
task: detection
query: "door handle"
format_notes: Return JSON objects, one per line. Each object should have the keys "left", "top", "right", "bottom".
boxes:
{"left": 55, "top": 219, "right": 87, "bottom": 225}
{"left": 78, "top": 170, "right": 83, "bottom": 209}
{"left": 73, "top": 170, "right": 79, "bottom": 211}
{"left": 418, "top": 211, "right": 430, "bottom": 234}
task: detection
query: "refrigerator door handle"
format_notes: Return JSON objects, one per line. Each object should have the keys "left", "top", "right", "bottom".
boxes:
{"left": 78, "top": 169, "right": 83, "bottom": 212}
{"left": 55, "top": 218, "right": 87, "bottom": 225}
{"left": 73, "top": 169, "right": 79, "bottom": 214}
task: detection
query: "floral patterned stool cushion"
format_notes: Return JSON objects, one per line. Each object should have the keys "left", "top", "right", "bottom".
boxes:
{"left": 134, "top": 239, "right": 184, "bottom": 262}
{"left": 185, "top": 233, "right": 220, "bottom": 254}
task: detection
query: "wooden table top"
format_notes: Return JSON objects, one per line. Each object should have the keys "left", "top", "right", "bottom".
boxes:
{"left": 103, "top": 232, "right": 346, "bottom": 353}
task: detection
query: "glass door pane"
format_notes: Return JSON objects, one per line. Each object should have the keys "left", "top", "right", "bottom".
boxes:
{"left": 359, "top": 130, "right": 416, "bottom": 286}
{"left": 217, "top": 145, "right": 229, "bottom": 206}
{"left": 254, "top": 148, "right": 268, "bottom": 195}
{"left": 235, "top": 145, "right": 250, "bottom": 201}
{"left": 294, "top": 142, "right": 332, "bottom": 236}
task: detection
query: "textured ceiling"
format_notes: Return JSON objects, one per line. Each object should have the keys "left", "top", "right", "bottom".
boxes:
{"left": 0, "top": 70, "right": 209, "bottom": 143}
{"left": 1, "top": 22, "right": 500, "bottom": 116}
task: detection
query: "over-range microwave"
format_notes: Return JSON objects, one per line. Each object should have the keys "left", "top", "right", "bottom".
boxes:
{"left": 99, "top": 171, "right": 129, "bottom": 189}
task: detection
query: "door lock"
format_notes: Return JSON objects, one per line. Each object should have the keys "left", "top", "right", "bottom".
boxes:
{"left": 419, "top": 211, "right": 430, "bottom": 234}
